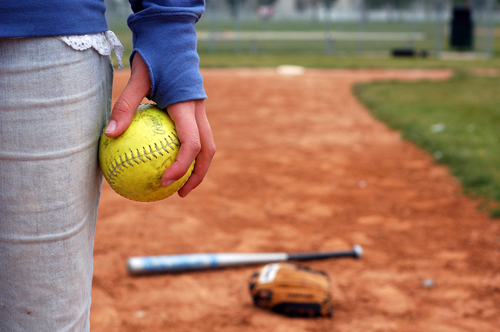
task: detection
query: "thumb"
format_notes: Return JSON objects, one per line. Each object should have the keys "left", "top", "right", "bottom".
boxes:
{"left": 105, "top": 54, "right": 151, "bottom": 137}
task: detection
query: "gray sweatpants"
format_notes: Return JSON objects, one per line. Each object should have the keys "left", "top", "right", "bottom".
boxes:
{"left": 0, "top": 37, "right": 113, "bottom": 331}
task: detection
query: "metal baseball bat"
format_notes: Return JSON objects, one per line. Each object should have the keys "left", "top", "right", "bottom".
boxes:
{"left": 127, "top": 245, "right": 363, "bottom": 275}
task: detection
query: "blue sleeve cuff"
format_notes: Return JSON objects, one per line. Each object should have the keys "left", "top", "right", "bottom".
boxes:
{"left": 127, "top": 5, "right": 206, "bottom": 109}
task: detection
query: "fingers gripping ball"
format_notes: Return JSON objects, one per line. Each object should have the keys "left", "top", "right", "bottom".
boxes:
{"left": 249, "top": 263, "right": 333, "bottom": 318}
{"left": 99, "top": 104, "right": 194, "bottom": 202}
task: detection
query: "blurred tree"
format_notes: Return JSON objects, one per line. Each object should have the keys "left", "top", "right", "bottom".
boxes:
{"left": 295, "top": 0, "right": 307, "bottom": 11}
{"left": 323, "top": 0, "right": 337, "bottom": 10}
{"left": 225, "top": 0, "right": 246, "bottom": 18}
{"left": 469, "top": 0, "right": 500, "bottom": 7}
{"left": 258, "top": 0, "right": 278, "bottom": 5}
{"left": 364, "top": 0, "right": 414, "bottom": 9}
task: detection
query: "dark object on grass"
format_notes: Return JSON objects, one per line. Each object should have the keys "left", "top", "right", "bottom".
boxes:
{"left": 392, "top": 48, "right": 416, "bottom": 57}
{"left": 391, "top": 48, "right": 429, "bottom": 58}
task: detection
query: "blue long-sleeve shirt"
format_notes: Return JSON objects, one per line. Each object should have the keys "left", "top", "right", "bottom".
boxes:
{"left": 0, "top": 0, "right": 207, "bottom": 109}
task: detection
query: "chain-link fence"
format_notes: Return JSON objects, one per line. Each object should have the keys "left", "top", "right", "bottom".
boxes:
{"left": 104, "top": 0, "right": 499, "bottom": 58}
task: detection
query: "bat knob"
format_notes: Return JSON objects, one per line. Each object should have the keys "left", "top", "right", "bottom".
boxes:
{"left": 352, "top": 245, "right": 363, "bottom": 258}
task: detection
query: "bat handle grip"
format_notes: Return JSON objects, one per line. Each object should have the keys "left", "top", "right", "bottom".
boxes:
{"left": 288, "top": 245, "right": 363, "bottom": 260}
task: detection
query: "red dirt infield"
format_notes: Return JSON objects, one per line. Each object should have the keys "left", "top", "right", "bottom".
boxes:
{"left": 90, "top": 68, "right": 500, "bottom": 332}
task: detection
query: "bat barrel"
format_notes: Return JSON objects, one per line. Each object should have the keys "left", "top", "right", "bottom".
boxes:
{"left": 127, "top": 252, "right": 288, "bottom": 275}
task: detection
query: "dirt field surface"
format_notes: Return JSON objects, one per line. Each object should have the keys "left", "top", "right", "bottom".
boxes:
{"left": 91, "top": 68, "right": 500, "bottom": 332}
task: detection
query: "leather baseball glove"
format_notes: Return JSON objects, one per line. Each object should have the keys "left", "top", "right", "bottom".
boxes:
{"left": 249, "top": 262, "right": 333, "bottom": 317}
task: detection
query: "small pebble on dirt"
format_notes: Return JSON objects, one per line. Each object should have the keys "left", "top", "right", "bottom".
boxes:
{"left": 422, "top": 278, "right": 435, "bottom": 288}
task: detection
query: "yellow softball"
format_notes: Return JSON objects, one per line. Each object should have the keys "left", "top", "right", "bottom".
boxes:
{"left": 99, "top": 104, "right": 194, "bottom": 202}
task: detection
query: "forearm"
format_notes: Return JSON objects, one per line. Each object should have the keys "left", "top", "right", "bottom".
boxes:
{"left": 127, "top": 0, "right": 206, "bottom": 109}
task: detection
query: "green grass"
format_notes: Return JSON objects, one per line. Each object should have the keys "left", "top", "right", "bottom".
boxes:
{"left": 354, "top": 74, "right": 500, "bottom": 217}
{"left": 198, "top": 53, "right": 500, "bottom": 69}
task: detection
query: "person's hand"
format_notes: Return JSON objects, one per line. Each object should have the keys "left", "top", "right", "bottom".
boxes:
{"left": 105, "top": 54, "right": 216, "bottom": 197}
{"left": 162, "top": 99, "right": 215, "bottom": 197}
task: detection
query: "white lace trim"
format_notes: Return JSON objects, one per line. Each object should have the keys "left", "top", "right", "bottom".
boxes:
{"left": 57, "top": 31, "right": 124, "bottom": 70}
